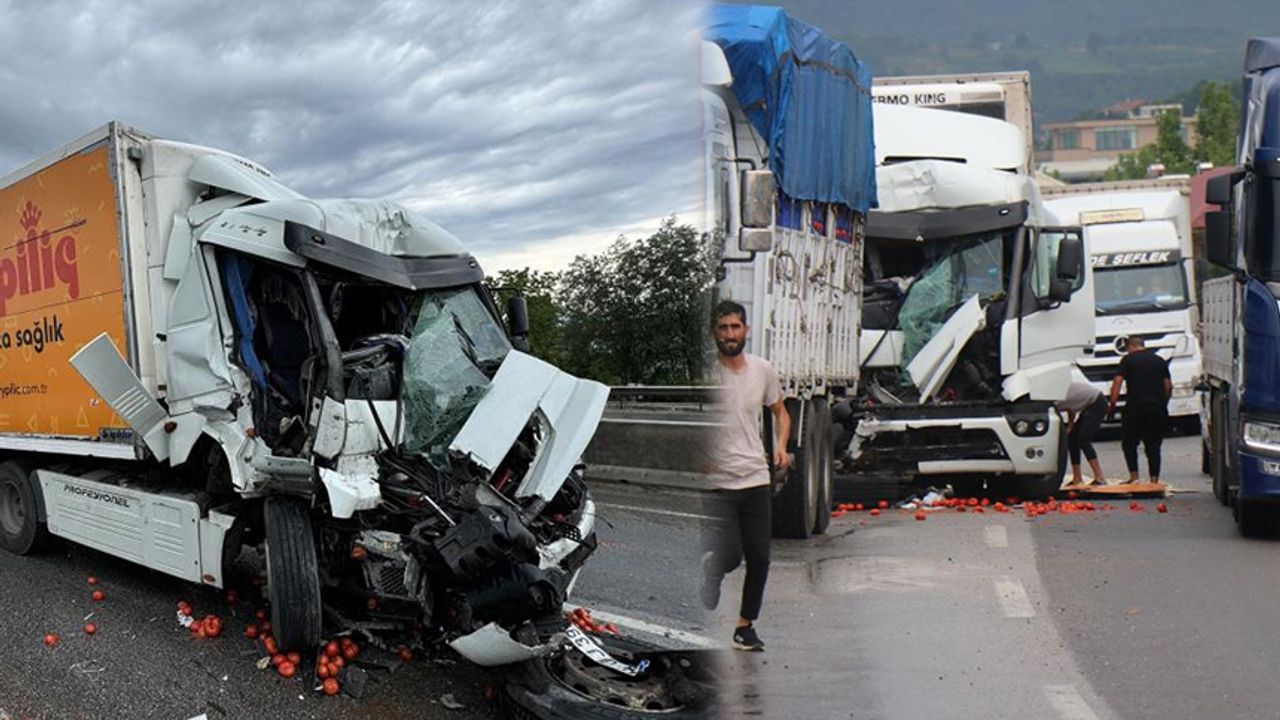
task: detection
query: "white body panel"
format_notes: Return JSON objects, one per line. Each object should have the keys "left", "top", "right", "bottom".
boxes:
{"left": 874, "top": 104, "right": 1024, "bottom": 172}
{"left": 907, "top": 295, "right": 985, "bottom": 402}
{"left": 1202, "top": 276, "right": 1236, "bottom": 384}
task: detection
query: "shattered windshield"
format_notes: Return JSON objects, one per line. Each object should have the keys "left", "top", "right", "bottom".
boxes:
{"left": 898, "top": 232, "right": 1005, "bottom": 365}
{"left": 1094, "top": 263, "right": 1188, "bottom": 314}
{"left": 401, "top": 287, "right": 511, "bottom": 458}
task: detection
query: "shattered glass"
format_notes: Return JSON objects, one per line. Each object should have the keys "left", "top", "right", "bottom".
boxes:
{"left": 402, "top": 289, "right": 511, "bottom": 459}
{"left": 897, "top": 233, "right": 1004, "bottom": 368}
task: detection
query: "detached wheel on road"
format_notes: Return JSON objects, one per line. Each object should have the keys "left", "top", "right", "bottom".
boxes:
{"left": 501, "top": 633, "right": 716, "bottom": 719}
{"left": 0, "top": 460, "right": 48, "bottom": 556}
{"left": 264, "top": 496, "right": 322, "bottom": 651}
{"left": 773, "top": 399, "right": 817, "bottom": 539}
{"left": 811, "top": 398, "right": 833, "bottom": 536}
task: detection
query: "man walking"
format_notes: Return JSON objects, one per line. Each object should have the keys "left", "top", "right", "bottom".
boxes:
{"left": 703, "top": 300, "right": 790, "bottom": 652}
{"left": 1061, "top": 380, "right": 1107, "bottom": 486}
{"left": 1108, "top": 336, "right": 1172, "bottom": 484}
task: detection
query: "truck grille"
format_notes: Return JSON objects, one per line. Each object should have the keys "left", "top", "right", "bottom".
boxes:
{"left": 855, "top": 428, "right": 1007, "bottom": 466}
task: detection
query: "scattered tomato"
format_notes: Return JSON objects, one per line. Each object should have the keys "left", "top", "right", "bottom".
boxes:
{"left": 877, "top": 500, "right": 890, "bottom": 509}
{"left": 255, "top": 609, "right": 268, "bottom": 621}
{"left": 91, "top": 590, "right": 105, "bottom": 602}
{"left": 287, "top": 651, "right": 301, "bottom": 665}
{"left": 332, "top": 655, "right": 345, "bottom": 669}
{"left": 317, "top": 663, "right": 332, "bottom": 679}
{"left": 245, "top": 624, "right": 259, "bottom": 639}
{"left": 177, "top": 601, "right": 192, "bottom": 617}
{"left": 1157, "top": 503, "right": 1168, "bottom": 513}
{"left": 43, "top": 633, "right": 59, "bottom": 648}
{"left": 83, "top": 622, "right": 97, "bottom": 635}
{"left": 272, "top": 653, "right": 287, "bottom": 667}
{"left": 956, "top": 506, "right": 967, "bottom": 513}
{"left": 87, "top": 576, "right": 99, "bottom": 586}
{"left": 1067, "top": 491, "right": 1078, "bottom": 500}
{"left": 278, "top": 661, "right": 296, "bottom": 678}
{"left": 322, "top": 677, "right": 340, "bottom": 696}
{"left": 259, "top": 621, "right": 271, "bottom": 633}
{"left": 397, "top": 645, "right": 413, "bottom": 663}
{"left": 203, "top": 617, "right": 223, "bottom": 639}
{"left": 350, "top": 545, "right": 367, "bottom": 560}
{"left": 342, "top": 643, "right": 359, "bottom": 660}
{"left": 263, "top": 636, "right": 278, "bottom": 656}
{"left": 324, "top": 640, "right": 341, "bottom": 658}
{"left": 869, "top": 508, "right": 881, "bottom": 517}
{"left": 914, "top": 511, "right": 927, "bottom": 521}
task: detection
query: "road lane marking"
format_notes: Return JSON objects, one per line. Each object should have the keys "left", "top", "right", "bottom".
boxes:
{"left": 1044, "top": 685, "right": 1102, "bottom": 720}
{"left": 994, "top": 576, "right": 1035, "bottom": 618}
{"left": 563, "top": 602, "right": 719, "bottom": 649}
{"left": 597, "top": 502, "right": 718, "bottom": 522}
{"left": 984, "top": 525, "right": 1009, "bottom": 548}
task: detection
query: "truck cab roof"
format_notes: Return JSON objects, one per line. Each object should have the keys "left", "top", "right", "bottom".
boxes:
{"left": 874, "top": 104, "right": 1024, "bottom": 173}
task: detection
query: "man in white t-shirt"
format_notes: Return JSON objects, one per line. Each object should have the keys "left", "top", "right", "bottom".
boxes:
{"left": 702, "top": 300, "right": 790, "bottom": 652}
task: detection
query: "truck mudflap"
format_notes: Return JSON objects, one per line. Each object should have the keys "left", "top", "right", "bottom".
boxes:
{"left": 499, "top": 629, "right": 719, "bottom": 719}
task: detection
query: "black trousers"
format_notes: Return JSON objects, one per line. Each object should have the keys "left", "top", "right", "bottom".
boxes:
{"left": 1121, "top": 402, "right": 1167, "bottom": 477}
{"left": 1068, "top": 395, "right": 1107, "bottom": 466}
{"left": 705, "top": 485, "right": 772, "bottom": 622}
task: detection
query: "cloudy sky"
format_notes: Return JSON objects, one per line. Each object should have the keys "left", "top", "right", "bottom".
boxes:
{"left": 0, "top": 0, "right": 704, "bottom": 272}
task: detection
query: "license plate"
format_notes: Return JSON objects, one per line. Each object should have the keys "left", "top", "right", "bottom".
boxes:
{"left": 563, "top": 625, "right": 650, "bottom": 677}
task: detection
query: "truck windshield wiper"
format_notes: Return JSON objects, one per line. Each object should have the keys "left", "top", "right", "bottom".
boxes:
{"left": 452, "top": 314, "right": 481, "bottom": 368}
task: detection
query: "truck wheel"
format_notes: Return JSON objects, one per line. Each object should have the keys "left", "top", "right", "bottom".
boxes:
{"left": 0, "top": 461, "right": 48, "bottom": 555}
{"left": 1237, "top": 499, "right": 1273, "bottom": 539}
{"left": 264, "top": 496, "right": 322, "bottom": 651}
{"left": 1211, "top": 394, "right": 1231, "bottom": 506}
{"left": 1201, "top": 439, "right": 1211, "bottom": 476}
{"left": 772, "top": 399, "right": 816, "bottom": 540}
{"left": 500, "top": 632, "right": 717, "bottom": 719}
{"left": 811, "top": 398, "right": 833, "bottom": 536}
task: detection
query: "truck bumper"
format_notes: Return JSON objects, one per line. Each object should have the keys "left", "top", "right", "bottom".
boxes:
{"left": 1238, "top": 452, "right": 1280, "bottom": 501}
{"left": 851, "top": 404, "right": 1061, "bottom": 477}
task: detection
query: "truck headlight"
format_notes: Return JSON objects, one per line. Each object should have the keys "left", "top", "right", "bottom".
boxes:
{"left": 1243, "top": 420, "right": 1280, "bottom": 454}
{"left": 1008, "top": 414, "right": 1051, "bottom": 437}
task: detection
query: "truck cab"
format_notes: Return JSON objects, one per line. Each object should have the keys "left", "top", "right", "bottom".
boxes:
{"left": 843, "top": 104, "right": 1092, "bottom": 498}
{"left": 1044, "top": 190, "right": 1201, "bottom": 431}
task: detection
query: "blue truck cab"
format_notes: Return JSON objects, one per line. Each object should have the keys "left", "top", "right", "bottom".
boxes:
{"left": 1202, "top": 37, "right": 1280, "bottom": 536}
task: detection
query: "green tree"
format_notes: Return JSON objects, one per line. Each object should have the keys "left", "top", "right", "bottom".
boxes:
{"left": 487, "top": 267, "right": 563, "bottom": 366}
{"left": 558, "top": 218, "right": 716, "bottom": 386}
{"left": 1193, "top": 80, "right": 1239, "bottom": 168}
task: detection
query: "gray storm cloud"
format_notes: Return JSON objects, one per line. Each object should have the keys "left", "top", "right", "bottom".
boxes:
{"left": 0, "top": 0, "right": 703, "bottom": 269}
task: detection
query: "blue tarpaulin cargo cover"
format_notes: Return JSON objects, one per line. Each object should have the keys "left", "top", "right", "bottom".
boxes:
{"left": 705, "top": 4, "right": 876, "bottom": 213}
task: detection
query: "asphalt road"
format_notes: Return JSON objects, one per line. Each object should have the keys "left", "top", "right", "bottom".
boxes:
{"left": 713, "top": 434, "right": 1280, "bottom": 720}
{"left": 0, "top": 481, "right": 711, "bottom": 720}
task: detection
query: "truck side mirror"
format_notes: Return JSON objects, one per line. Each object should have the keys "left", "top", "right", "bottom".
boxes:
{"left": 739, "top": 228, "right": 773, "bottom": 252}
{"left": 1055, "top": 233, "right": 1083, "bottom": 282}
{"left": 506, "top": 295, "right": 531, "bottom": 353}
{"left": 1205, "top": 211, "right": 1235, "bottom": 269}
{"left": 741, "top": 170, "right": 775, "bottom": 229}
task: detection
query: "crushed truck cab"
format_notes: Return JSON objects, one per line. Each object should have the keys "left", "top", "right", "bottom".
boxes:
{"left": 0, "top": 122, "right": 606, "bottom": 663}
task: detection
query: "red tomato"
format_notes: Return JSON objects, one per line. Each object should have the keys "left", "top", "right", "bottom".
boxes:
{"left": 350, "top": 545, "right": 367, "bottom": 560}
{"left": 263, "top": 636, "right": 278, "bottom": 656}
{"left": 255, "top": 609, "right": 268, "bottom": 621}
{"left": 322, "top": 677, "right": 340, "bottom": 696}
{"left": 1156, "top": 503, "right": 1168, "bottom": 513}
{"left": 317, "top": 663, "right": 332, "bottom": 679}
{"left": 877, "top": 500, "right": 890, "bottom": 509}
{"left": 278, "top": 661, "right": 296, "bottom": 678}
{"left": 396, "top": 645, "right": 413, "bottom": 663}
{"left": 324, "top": 641, "right": 341, "bottom": 658}
{"left": 177, "top": 601, "right": 192, "bottom": 616}
{"left": 87, "top": 576, "right": 99, "bottom": 586}
{"left": 342, "top": 643, "right": 359, "bottom": 660}
{"left": 245, "top": 625, "right": 259, "bottom": 639}
{"left": 332, "top": 655, "right": 345, "bottom": 669}
{"left": 286, "top": 651, "right": 301, "bottom": 665}
{"left": 956, "top": 506, "right": 967, "bottom": 513}
{"left": 980, "top": 498, "right": 990, "bottom": 506}
{"left": 1067, "top": 491, "right": 1079, "bottom": 500}
{"left": 854, "top": 503, "right": 864, "bottom": 511}
{"left": 272, "top": 653, "right": 287, "bottom": 667}
{"left": 914, "top": 511, "right": 927, "bottom": 521}
{"left": 43, "top": 633, "right": 59, "bottom": 647}
{"left": 83, "top": 622, "right": 97, "bottom": 635}
{"left": 869, "top": 508, "right": 881, "bottom": 517}
{"left": 91, "top": 590, "right": 105, "bottom": 602}
{"left": 203, "top": 618, "right": 222, "bottom": 639}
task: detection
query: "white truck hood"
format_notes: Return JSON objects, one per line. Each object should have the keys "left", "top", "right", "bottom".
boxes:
{"left": 907, "top": 295, "right": 985, "bottom": 402}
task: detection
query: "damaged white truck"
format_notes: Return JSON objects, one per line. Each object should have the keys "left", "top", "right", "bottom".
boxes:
{"left": 0, "top": 123, "right": 619, "bottom": 678}
{"left": 837, "top": 104, "right": 1094, "bottom": 500}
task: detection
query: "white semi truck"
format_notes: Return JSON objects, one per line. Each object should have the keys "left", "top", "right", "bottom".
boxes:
{"left": 838, "top": 103, "right": 1093, "bottom": 500}
{"left": 1043, "top": 185, "right": 1201, "bottom": 432}
{"left": 0, "top": 122, "right": 611, "bottom": 671}
{"left": 703, "top": 6, "right": 875, "bottom": 538}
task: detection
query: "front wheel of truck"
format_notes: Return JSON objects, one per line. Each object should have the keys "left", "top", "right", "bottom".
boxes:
{"left": 0, "top": 461, "right": 48, "bottom": 556}
{"left": 1236, "top": 499, "right": 1274, "bottom": 539}
{"left": 264, "top": 496, "right": 322, "bottom": 651}
{"left": 772, "top": 399, "right": 817, "bottom": 539}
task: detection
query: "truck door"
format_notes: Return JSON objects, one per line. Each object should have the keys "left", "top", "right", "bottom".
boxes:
{"left": 1009, "top": 227, "right": 1093, "bottom": 371}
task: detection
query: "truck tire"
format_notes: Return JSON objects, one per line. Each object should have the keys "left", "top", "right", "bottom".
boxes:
{"left": 1202, "top": 439, "right": 1211, "bottom": 476}
{"left": 0, "top": 461, "right": 48, "bottom": 556}
{"left": 772, "top": 399, "right": 816, "bottom": 540}
{"left": 501, "top": 632, "right": 716, "bottom": 719}
{"left": 264, "top": 496, "right": 322, "bottom": 651}
{"left": 1211, "top": 393, "right": 1232, "bottom": 507}
{"left": 1236, "top": 499, "right": 1273, "bottom": 539}
{"left": 811, "top": 398, "right": 833, "bottom": 536}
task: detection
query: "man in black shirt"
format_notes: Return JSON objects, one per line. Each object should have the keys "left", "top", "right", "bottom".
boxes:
{"left": 1107, "top": 336, "right": 1172, "bottom": 484}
